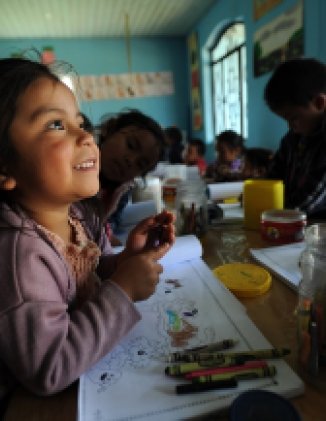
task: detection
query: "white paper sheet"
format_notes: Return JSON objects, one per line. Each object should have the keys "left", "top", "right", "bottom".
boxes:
{"left": 78, "top": 237, "right": 304, "bottom": 421}
{"left": 250, "top": 242, "right": 305, "bottom": 291}
{"left": 119, "top": 200, "right": 157, "bottom": 227}
{"left": 207, "top": 182, "right": 243, "bottom": 201}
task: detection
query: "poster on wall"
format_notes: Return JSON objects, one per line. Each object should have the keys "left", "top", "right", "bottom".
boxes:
{"left": 253, "top": 0, "right": 283, "bottom": 20}
{"left": 188, "top": 32, "right": 203, "bottom": 131}
{"left": 253, "top": 0, "right": 303, "bottom": 77}
{"left": 76, "top": 71, "right": 174, "bottom": 101}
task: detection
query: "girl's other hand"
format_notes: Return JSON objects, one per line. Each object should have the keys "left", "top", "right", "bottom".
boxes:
{"left": 124, "top": 210, "right": 175, "bottom": 256}
{"left": 110, "top": 247, "right": 168, "bottom": 302}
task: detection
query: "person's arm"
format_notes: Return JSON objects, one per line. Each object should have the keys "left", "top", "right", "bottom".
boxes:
{"left": 0, "top": 236, "right": 140, "bottom": 397}
{"left": 299, "top": 169, "right": 326, "bottom": 217}
{"left": 267, "top": 133, "right": 291, "bottom": 179}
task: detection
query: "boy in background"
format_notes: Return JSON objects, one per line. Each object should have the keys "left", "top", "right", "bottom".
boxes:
{"left": 184, "top": 138, "right": 207, "bottom": 176}
{"left": 265, "top": 58, "right": 326, "bottom": 218}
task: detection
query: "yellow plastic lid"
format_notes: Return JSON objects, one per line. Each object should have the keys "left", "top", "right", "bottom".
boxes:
{"left": 213, "top": 263, "right": 272, "bottom": 297}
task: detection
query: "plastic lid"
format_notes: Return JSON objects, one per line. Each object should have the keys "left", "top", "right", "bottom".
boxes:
{"left": 213, "top": 263, "right": 272, "bottom": 297}
{"left": 229, "top": 390, "right": 301, "bottom": 421}
{"left": 261, "top": 209, "right": 306, "bottom": 223}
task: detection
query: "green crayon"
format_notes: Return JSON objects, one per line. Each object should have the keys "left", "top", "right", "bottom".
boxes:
{"left": 192, "top": 365, "right": 277, "bottom": 383}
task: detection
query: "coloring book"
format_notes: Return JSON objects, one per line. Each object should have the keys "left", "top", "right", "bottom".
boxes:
{"left": 78, "top": 235, "right": 304, "bottom": 421}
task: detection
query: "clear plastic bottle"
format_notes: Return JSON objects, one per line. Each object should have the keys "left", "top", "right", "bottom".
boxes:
{"left": 175, "top": 179, "right": 208, "bottom": 237}
{"left": 297, "top": 223, "right": 326, "bottom": 387}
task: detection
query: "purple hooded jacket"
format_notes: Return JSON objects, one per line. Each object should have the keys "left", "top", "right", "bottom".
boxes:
{"left": 0, "top": 200, "right": 140, "bottom": 405}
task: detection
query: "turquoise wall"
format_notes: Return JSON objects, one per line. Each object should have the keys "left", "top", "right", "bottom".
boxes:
{"left": 191, "top": 0, "right": 326, "bottom": 161}
{"left": 0, "top": 37, "right": 189, "bottom": 131}
{"left": 1, "top": 0, "right": 325, "bottom": 162}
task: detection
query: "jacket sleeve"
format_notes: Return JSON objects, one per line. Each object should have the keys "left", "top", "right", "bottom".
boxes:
{"left": 299, "top": 170, "right": 326, "bottom": 217}
{"left": 267, "top": 133, "right": 290, "bottom": 179}
{"left": 0, "top": 234, "right": 140, "bottom": 396}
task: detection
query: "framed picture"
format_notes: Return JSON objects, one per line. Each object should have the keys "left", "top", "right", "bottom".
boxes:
{"left": 253, "top": 0, "right": 303, "bottom": 77}
{"left": 253, "top": 0, "right": 283, "bottom": 20}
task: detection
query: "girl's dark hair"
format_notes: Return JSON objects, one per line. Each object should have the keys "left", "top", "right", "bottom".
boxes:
{"left": 264, "top": 58, "right": 326, "bottom": 111}
{"left": 164, "top": 126, "right": 183, "bottom": 145}
{"left": 189, "top": 138, "right": 206, "bottom": 156}
{"left": 99, "top": 109, "right": 166, "bottom": 168}
{"left": 216, "top": 130, "right": 245, "bottom": 150}
{"left": 0, "top": 58, "right": 60, "bottom": 158}
{"left": 0, "top": 57, "right": 60, "bottom": 203}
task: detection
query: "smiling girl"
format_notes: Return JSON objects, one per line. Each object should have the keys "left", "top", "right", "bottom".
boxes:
{"left": 0, "top": 58, "right": 174, "bottom": 415}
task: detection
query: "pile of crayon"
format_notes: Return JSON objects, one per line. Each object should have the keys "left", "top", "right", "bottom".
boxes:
{"left": 164, "top": 339, "right": 290, "bottom": 394}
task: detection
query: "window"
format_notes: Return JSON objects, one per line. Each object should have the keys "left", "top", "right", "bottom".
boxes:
{"left": 210, "top": 23, "right": 247, "bottom": 138}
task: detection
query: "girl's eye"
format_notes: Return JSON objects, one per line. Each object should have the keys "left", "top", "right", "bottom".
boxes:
{"left": 48, "top": 120, "right": 65, "bottom": 130}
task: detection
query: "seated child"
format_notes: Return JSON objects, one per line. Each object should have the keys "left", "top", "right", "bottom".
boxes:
{"left": 265, "top": 58, "right": 326, "bottom": 218}
{"left": 206, "top": 130, "right": 246, "bottom": 181}
{"left": 184, "top": 138, "right": 207, "bottom": 176}
{"left": 242, "top": 147, "right": 274, "bottom": 179}
{"left": 164, "top": 126, "right": 184, "bottom": 164}
{"left": 98, "top": 110, "right": 166, "bottom": 244}
{"left": 0, "top": 57, "right": 174, "bottom": 416}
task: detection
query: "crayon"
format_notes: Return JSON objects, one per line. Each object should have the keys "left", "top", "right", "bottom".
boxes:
{"left": 191, "top": 365, "right": 276, "bottom": 383}
{"left": 176, "top": 378, "right": 237, "bottom": 395}
{"left": 150, "top": 224, "right": 165, "bottom": 248}
{"left": 166, "top": 347, "right": 290, "bottom": 367}
{"left": 185, "top": 360, "right": 267, "bottom": 380}
{"left": 167, "top": 339, "right": 237, "bottom": 362}
{"left": 165, "top": 357, "right": 237, "bottom": 376}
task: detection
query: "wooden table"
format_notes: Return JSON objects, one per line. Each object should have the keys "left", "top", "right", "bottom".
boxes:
{"left": 4, "top": 224, "right": 326, "bottom": 421}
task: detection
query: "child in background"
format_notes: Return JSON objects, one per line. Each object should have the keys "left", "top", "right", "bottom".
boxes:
{"left": 265, "top": 58, "right": 326, "bottom": 218}
{"left": 242, "top": 147, "right": 274, "bottom": 179}
{"left": 184, "top": 138, "right": 207, "bottom": 176}
{"left": 206, "top": 130, "right": 245, "bottom": 181}
{"left": 164, "top": 126, "right": 184, "bottom": 164}
{"left": 0, "top": 57, "right": 174, "bottom": 415}
{"left": 97, "top": 110, "right": 167, "bottom": 244}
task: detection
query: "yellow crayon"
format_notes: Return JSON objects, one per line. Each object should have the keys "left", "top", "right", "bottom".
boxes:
{"left": 165, "top": 357, "right": 234, "bottom": 376}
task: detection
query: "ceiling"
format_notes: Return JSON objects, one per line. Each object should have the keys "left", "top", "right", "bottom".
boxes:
{"left": 0, "top": 0, "right": 217, "bottom": 38}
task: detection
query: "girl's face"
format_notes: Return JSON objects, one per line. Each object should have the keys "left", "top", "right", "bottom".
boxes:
{"left": 7, "top": 77, "right": 99, "bottom": 211}
{"left": 217, "top": 142, "right": 241, "bottom": 163}
{"left": 100, "top": 126, "right": 160, "bottom": 183}
{"left": 185, "top": 145, "right": 199, "bottom": 164}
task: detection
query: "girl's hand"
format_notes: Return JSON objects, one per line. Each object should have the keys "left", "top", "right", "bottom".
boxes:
{"left": 124, "top": 210, "right": 175, "bottom": 257}
{"left": 110, "top": 247, "right": 169, "bottom": 302}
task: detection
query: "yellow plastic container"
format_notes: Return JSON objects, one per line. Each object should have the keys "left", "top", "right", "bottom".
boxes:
{"left": 213, "top": 263, "right": 272, "bottom": 298}
{"left": 243, "top": 179, "right": 284, "bottom": 230}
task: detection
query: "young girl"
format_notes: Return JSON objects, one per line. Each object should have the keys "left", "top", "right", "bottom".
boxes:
{"left": 206, "top": 130, "right": 245, "bottom": 181}
{"left": 0, "top": 58, "right": 174, "bottom": 415}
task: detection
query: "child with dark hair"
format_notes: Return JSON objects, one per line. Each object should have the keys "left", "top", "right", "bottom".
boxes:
{"left": 206, "top": 130, "right": 245, "bottom": 181}
{"left": 98, "top": 110, "right": 166, "bottom": 240}
{"left": 243, "top": 147, "right": 274, "bottom": 179}
{"left": 184, "top": 138, "right": 207, "bottom": 176}
{"left": 0, "top": 58, "right": 174, "bottom": 416}
{"left": 265, "top": 58, "right": 326, "bottom": 218}
{"left": 164, "top": 126, "right": 184, "bottom": 164}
